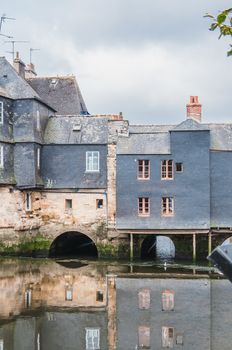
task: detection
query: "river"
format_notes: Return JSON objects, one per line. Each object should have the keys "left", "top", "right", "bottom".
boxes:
{"left": 0, "top": 258, "right": 231, "bottom": 349}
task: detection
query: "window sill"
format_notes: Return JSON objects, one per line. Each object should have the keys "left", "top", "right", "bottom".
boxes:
{"left": 85, "top": 170, "right": 100, "bottom": 173}
{"left": 162, "top": 214, "right": 174, "bottom": 217}
{"left": 161, "top": 178, "right": 173, "bottom": 181}
{"left": 138, "top": 214, "right": 150, "bottom": 217}
{"left": 137, "top": 178, "right": 150, "bottom": 181}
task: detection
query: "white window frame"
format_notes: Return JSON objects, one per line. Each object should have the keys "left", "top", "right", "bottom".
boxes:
{"left": 85, "top": 328, "right": 100, "bottom": 350}
{"left": 0, "top": 145, "right": 3, "bottom": 168}
{"left": 0, "top": 102, "right": 3, "bottom": 124}
{"left": 25, "top": 192, "right": 32, "bottom": 211}
{"left": 37, "top": 148, "right": 41, "bottom": 170}
{"left": 86, "top": 151, "right": 100, "bottom": 172}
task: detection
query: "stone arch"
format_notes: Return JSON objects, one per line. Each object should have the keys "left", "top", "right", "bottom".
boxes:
{"left": 49, "top": 231, "right": 98, "bottom": 258}
{"left": 141, "top": 235, "right": 175, "bottom": 259}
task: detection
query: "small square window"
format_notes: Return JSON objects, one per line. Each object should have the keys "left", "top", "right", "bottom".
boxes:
{"left": 65, "top": 199, "right": 72, "bottom": 210}
{"left": 96, "top": 291, "right": 104, "bottom": 302}
{"left": 65, "top": 288, "right": 73, "bottom": 301}
{"left": 0, "top": 101, "right": 3, "bottom": 124}
{"left": 176, "top": 334, "right": 184, "bottom": 345}
{"left": 175, "top": 163, "right": 183, "bottom": 172}
{"left": 96, "top": 199, "right": 103, "bottom": 209}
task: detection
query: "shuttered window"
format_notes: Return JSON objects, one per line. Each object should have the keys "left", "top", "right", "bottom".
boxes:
{"left": 85, "top": 328, "right": 100, "bottom": 350}
{"left": 138, "top": 289, "right": 151, "bottom": 309}
{"left": 138, "top": 326, "right": 150, "bottom": 349}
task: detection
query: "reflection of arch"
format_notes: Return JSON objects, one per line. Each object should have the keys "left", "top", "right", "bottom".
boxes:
{"left": 141, "top": 235, "right": 175, "bottom": 259}
{"left": 49, "top": 231, "right": 98, "bottom": 258}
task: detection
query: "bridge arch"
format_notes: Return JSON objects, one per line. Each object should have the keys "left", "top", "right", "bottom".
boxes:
{"left": 141, "top": 235, "right": 175, "bottom": 259}
{"left": 49, "top": 231, "right": 98, "bottom": 258}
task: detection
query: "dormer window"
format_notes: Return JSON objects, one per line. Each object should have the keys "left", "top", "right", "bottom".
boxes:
{"left": 0, "top": 102, "right": 3, "bottom": 124}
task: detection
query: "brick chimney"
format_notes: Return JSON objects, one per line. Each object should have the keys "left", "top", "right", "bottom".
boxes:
{"left": 186, "top": 96, "right": 202, "bottom": 122}
{"left": 25, "top": 63, "right": 37, "bottom": 79}
{"left": 13, "top": 52, "right": 26, "bottom": 79}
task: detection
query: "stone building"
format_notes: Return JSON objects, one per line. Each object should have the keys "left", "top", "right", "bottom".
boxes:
{"left": 1, "top": 55, "right": 232, "bottom": 259}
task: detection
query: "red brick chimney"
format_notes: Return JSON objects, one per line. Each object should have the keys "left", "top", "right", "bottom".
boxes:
{"left": 186, "top": 96, "right": 202, "bottom": 122}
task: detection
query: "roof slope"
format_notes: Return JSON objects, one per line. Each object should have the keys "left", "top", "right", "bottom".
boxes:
{"left": 0, "top": 57, "right": 40, "bottom": 99}
{"left": 117, "top": 133, "right": 170, "bottom": 154}
{"left": 27, "top": 76, "right": 88, "bottom": 115}
{"left": 173, "top": 118, "right": 209, "bottom": 131}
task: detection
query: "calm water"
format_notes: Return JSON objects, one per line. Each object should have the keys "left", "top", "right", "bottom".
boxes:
{"left": 0, "top": 258, "right": 231, "bottom": 350}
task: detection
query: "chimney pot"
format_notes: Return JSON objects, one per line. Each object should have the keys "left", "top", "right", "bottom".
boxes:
{"left": 13, "top": 52, "right": 26, "bottom": 79}
{"left": 186, "top": 96, "right": 202, "bottom": 123}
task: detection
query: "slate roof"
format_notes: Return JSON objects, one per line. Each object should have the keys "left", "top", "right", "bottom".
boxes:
{"left": 44, "top": 116, "right": 109, "bottom": 144}
{"left": 27, "top": 76, "right": 88, "bottom": 115}
{"left": 172, "top": 118, "right": 209, "bottom": 131}
{"left": 0, "top": 57, "right": 40, "bottom": 100}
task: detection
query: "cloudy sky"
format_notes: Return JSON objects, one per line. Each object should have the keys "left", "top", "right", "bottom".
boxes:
{"left": 1, "top": 0, "right": 232, "bottom": 124}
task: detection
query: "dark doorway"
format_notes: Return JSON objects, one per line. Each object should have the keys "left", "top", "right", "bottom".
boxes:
{"left": 49, "top": 231, "right": 98, "bottom": 258}
{"left": 141, "top": 235, "right": 157, "bottom": 259}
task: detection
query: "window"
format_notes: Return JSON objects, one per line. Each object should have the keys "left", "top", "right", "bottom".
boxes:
{"left": 0, "top": 339, "right": 3, "bottom": 350}
{"left": 65, "top": 199, "right": 72, "bottom": 210}
{"left": 162, "top": 327, "right": 174, "bottom": 348}
{"left": 96, "top": 291, "right": 104, "bottom": 302}
{"left": 138, "top": 326, "right": 150, "bottom": 349}
{"left": 37, "top": 148, "right": 40, "bottom": 169}
{"left": 161, "top": 160, "right": 173, "bottom": 180}
{"left": 162, "top": 290, "right": 174, "bottom": 311}
{"left": 0, "top": 145, "right": 3, "bottom": 168}
{"left": 96, "top": 199, "right": 103, "bottom": 209}
{"left": 0, "top": 102, "right": 3, "bottom": 124}
{"left": 162, "top": 197, "right": 174, "bottom": 216}
{"left": 65, "top": 288, "right": 73, "bottom": 301}
{"left": 138, "top": 289, "right": 151, "bottom": 309}
{"left": 138, "top": 160, "right": 150, "bottom": 180}
{"left": 138, "top": 198, "right": 150, "bottom": 217}
{"left": 25, "top": 192, "right": 32, "bottom": 211}
{"left": 175, "top": 163, "right": 183, "bottom": 172}
{"left": 176, "top": 334, "right": 184, "bottom": 345}
{"left": 36, "top": 110, "right": 40, "bottom": 131}
{"left": 85, "top": 328, "right": 100, "bottom": 350}
{"left": 25, "top": 288, "right": 32, "bottom": 308}
{"left": 86, "top": 151, "right": 99, "bottom": 172}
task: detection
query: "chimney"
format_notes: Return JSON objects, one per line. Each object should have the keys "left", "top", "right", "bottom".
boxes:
{"left": 25, "top": 63, "right": 37, "bottom": 79}
{"left": 13, "top": 52, "right": 26, "bottom": 79}
{"left": 186, "top": 96, "right": 202, "bottom": 122}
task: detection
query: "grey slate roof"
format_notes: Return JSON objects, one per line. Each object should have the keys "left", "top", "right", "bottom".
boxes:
{"left": 117, "top": 132, "right": 170, "bottom": 154}
{"left": 44, "top": 116, "right": 109, "bottom": 144}
{"left": 27, "top": 76, "right": 88, "bottom": 115}
{"left": 129, "top": 124, "right": 175, "bottom": 133}
{"left": 0, "top": 57, "right": 40, "bottom": 100}
{"left": 172, "top": 118, "right": 209, "bottom": 131}
{"left": 207, "top": 124, "right": 232, "bottom": 151}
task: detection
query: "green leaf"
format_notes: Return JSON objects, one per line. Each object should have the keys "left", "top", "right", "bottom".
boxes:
{"left": 209, "top": 22, "right": 219, "bottom": 31}
{"left": 217, "top": 13, "right": 227, "bottom": 24}
{"left": 227, "top": 48, "right": 232, "bottom": 56}
{"left": 224, "top": 8, "right": 232, "bottom": 15}
{"left": 204, "top": 13, "right": 215, "bottom": 19}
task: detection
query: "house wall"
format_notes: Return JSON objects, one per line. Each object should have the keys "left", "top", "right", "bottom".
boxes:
{"left": 116, "top": 130, "right": 210, "bottom": 230}
{"left": 41, "top": 144, "right": 107, "bottom": 189}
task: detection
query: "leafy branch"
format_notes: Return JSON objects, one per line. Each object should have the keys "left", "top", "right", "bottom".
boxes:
{"left": 204, "top": 8, "right": 232, "bottom": 56}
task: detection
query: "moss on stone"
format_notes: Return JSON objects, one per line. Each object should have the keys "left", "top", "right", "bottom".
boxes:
{"left": 97, "top": 242, "right": 118, "bottom": 258}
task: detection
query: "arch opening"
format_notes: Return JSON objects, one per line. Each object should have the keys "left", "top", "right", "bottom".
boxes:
{"left": 141, "top": 235, "right": 175, "bottom": 260}
{"left": 49, "top": 231, "right": 98, "bottom": 258}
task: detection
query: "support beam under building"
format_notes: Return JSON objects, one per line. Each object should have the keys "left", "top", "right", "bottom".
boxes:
{"left": 208, "top": 232, "right": 212, "bottom": 256}
{"left": 193, "top": 233, "right": 196, "bottom": 261}
{"left": 130, "top": 233, "right": 134, "bottom": 261}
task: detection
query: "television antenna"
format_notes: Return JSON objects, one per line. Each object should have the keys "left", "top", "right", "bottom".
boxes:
{"left": 4, "top": 40, "right": 29, "bottom": 61}
{"left": 30, "top": 48, "right": 40, "bottom": 64}
{"left": 0, "top": 13, "right": 15, "bottom": 33}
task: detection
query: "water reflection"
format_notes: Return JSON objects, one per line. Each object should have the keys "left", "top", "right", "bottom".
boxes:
{"left": 0, "top": 258, "right": 231, "bottom": 349}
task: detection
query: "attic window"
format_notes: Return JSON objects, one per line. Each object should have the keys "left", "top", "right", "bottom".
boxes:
{"left": 175, "top": 163, "right": 183, "bottom": 172}
{"left": 73, "top": 123, "right": 81, "bottom": 131}
{"left": 50, "top": 79, "right": 58, "bottom": 88}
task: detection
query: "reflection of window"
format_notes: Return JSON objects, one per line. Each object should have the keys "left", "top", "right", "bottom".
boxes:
{"left": 176, "top": 334, "right": 184, "bottom": 345}
{"left": 0, "top": 145, "right": 3, "bottom": 168}
{"left": 138, "top": 198, "right": 150, "bottom": 216}
{"left": 86, "top": 151, "right": 99, "bottom": 172}
{"left": 25, "top": 192, "right": 32, "bottom": 211}
{"left": 0, "top": 339, "right": 3, "bottom": 350}
{"left": 0, "top": 101, "right": 3, "bottom": 124}
{"left": 138, "top": 326, "right": 150, "bottom": 349}
{"left": 162, "top": 197, "right": 174, "bottom": 216}
{"left": 138, "top": 289, "right": 150, "bottom": 309}
{"left": 138, "top": 160, "right": 150, "bottom": 180}
{"left": 37, "top": 333, "right": 40, "bottom": 350}
{"left": 25, "top": 288, "right": 32, "bottom": 308}
{"left": 161, "top": 160, "right": 173, "bottom": 180}
{"left": 96, "top": 291, "right": 104, "bottom": 302}
{"left": 65, "top": 288, "right": 73, "bottom": 301}
{"left": 162, "top": 290, "right": 174, "bottom": 311}
{"left": 96, "top": 199, "right": 103, "bottom": 209}
{"left": 85, "top": 328, "right": 100, "bottom": 350}
{"left": 162, "top": 327, "right": 174, "bottom": 348}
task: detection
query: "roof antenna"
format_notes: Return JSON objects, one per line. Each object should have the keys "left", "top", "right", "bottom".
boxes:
{"left": 4, "top": 40, "right": 29, "bottom": 61}
{"left": 30, "top": 48, "right": 40, "bottom": 64}
{"left": 0, "top": 13, "right": 15, "bottom": 37}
